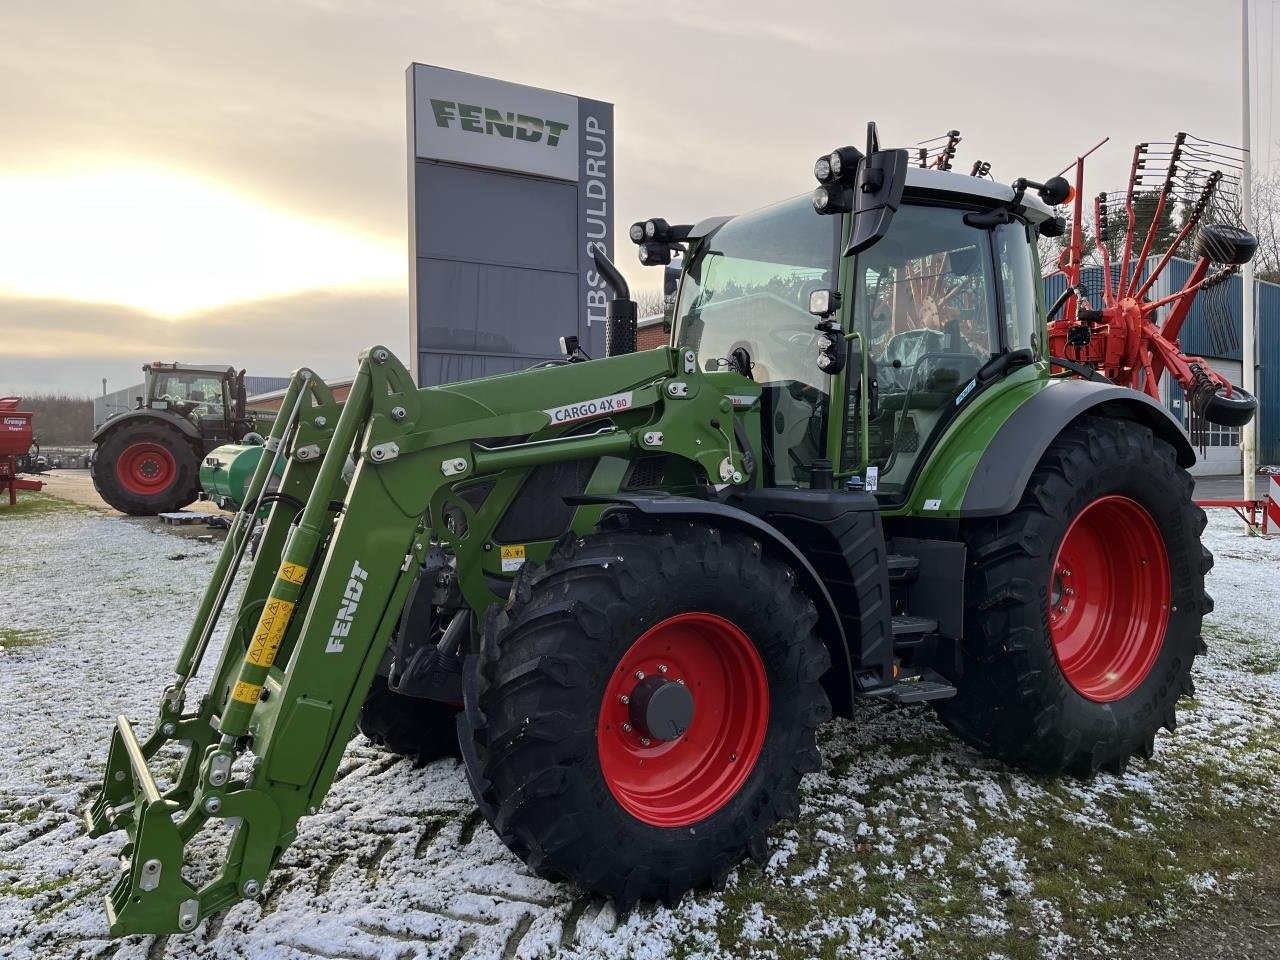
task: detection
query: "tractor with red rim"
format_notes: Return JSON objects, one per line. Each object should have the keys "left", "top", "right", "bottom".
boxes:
{"left": 88, "top": 124, "right": 1257, "bottom": 934}
{"left": 90, "top": 362, "right": 258, "bottom": 514}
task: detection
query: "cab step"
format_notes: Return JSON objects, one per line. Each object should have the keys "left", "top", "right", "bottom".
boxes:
{"left": 890, "top": 670, "right": 957, "bottom": 703}
{"left": 886, "top": 553, "right": 920, "bottom": 584}
{"left": 891, "top": 614, "right": 937, "bottom": 638}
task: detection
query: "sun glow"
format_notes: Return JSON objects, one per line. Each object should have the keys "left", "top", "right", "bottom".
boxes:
{"left": 0, "top": 168, "right": 404, "bottom": 317}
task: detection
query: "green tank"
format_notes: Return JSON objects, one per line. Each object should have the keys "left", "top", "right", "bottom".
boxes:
{"left": 199, "top": 442, "right": 279, "bottom": 509}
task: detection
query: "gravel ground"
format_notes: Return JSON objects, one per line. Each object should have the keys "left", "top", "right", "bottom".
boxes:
{"left": 1, "top": 494, "right": 1278, "bottom": 959}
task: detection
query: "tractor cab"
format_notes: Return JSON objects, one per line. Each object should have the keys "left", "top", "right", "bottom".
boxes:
{"left": 141, "top": 362, "right": 250, "bottom": 440}
{"left": 669, "top": 164, "right": 1055, "bottom": 500}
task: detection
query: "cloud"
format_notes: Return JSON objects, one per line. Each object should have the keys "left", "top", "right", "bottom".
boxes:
{"left": 0, "top": 288, "right": 409, "bottom": 395}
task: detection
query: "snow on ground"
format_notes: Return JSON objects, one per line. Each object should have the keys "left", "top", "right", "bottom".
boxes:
{"left": 1, "top": 498, "right": 1279, "bottom": 960}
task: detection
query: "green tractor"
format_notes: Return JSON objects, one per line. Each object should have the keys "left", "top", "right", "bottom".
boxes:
{"left": 91, "top": 362, "right": 260, "bottom": 514}
{"left": 87, "top": 125, "right": 1254, "bottom": 934}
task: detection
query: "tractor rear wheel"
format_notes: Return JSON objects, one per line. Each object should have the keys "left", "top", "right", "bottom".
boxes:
{"left": 459, "top": 521, "right": 831, "bottom": 907}
{"left": 357, "top": 681, "right": 461, "bottom": 762}
{"left": 92, "top": 421, "right": 200, "bottom": 515}
{"left": 935, "top": 416, "right": 1211, "bottom": 777}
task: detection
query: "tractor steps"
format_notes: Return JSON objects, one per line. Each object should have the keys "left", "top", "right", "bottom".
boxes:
{"left": 889, "top": 670, "right": 957, "bottom": 703}
{"left": 886, "top": 553, "right": 920, "bottom": 583}
{"left": 890, "top": 614, "right": 937, "bottom": 638}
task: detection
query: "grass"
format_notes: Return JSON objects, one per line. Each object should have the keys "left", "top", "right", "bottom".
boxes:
{"left": 0, "top": 491, "right": 89, "bottom": 521}
{"left": 697, "top": 697, "right": 1280, "bottom": 960}
{"left": 0, "top": 627, "right": 47, "bottom": 649}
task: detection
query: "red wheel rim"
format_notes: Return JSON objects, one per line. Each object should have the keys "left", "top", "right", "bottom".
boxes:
{"left": 597, "top": 613, "right": 769, "bottom": 827}
{"left": 115, "top": 442, "right": 177, "bottom": 496}
{"left": 1049, "top": 495, "right": 1170, "bottom": 703}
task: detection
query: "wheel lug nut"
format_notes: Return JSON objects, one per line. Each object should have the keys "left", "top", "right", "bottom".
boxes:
{"left": 634, "top": 671, "right": 645, "bottom": 680}
{"left": 640, "top": 738, "right": 651, "bottom": 746}
{"left": 622, "top": 723, "right": 633, "bottom": 733}
{"left": 619, "top": 694, "right": 630, "bottom": 704}
{"left": 676, "top": 678, "right": 685, "bottom": 685}
{"left": 1058, "top": 605, "right": 1067, "bottom": 613}
{"left": 658, "top": 664, "right": 668, "bottom": 674}
{"left": 1065, "top": 588, "right": 1075, "bottom": 596}
{"left": 1063, "top": 569, "right": 1072, "bottom": 577}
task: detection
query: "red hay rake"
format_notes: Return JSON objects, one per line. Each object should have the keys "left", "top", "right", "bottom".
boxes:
{"left": 1047, "top": 133, "right": 1258, "bottom": 436}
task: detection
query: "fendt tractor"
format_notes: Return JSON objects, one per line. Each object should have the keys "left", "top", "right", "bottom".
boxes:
{"left": 91, "top": 362, "right": 262, "bottom": 514}
{"left": 88, "top": 124, "right": 1258, "bottom": 934}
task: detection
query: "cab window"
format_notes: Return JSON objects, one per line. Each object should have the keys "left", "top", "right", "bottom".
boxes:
{"left": 996, "top": 221, "right": 1040, "bottom": 352}
{"left": 675, "top": 197, "right": 839, "bottom": 486}
{"left": 846, "top": 204, "right": 999, "bottom": 496}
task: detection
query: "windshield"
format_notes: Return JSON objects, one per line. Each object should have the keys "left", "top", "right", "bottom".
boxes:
{"left": 675, "top": 196, "right": 838, "bottom": 486}
{"left": 148, "top": 370, "right": 226, "bottom": 419}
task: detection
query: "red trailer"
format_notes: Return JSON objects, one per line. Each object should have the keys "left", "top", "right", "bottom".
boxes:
{"left": 0, "top": 397, "right": 43, "bottom": 506}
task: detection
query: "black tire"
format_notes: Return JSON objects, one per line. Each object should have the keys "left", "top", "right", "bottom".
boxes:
{"left": 459, "top": 521, "right": 831, "bottom": 907}
{"left": 357, "top": 681, "right": 461, "bottom": 762}
{"left": 1201, "top": 383, "right": 1257, "bottom": 428}
{"left": 935, "top": 416, "right": 1211, "bottom": 777}
{"left": 1193, "top": 222, "right": 1257, "bottom": 266}
{"left": 91, "top": 421, "right": 200, "bottom": 515}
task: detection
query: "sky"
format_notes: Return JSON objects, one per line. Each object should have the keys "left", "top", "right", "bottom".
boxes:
{"left": 0, "top": 0, "right": 1275, "bottom": 396}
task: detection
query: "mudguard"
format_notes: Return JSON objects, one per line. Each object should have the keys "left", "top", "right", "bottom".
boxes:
{"left": 962, "top": 379, "right": 1196, "bottom": 517}
{"left": 92, "top": 408, "right": 202, "bottom": 445}
{"left": 574, "top": 492, "right": 869, "bottom": 714}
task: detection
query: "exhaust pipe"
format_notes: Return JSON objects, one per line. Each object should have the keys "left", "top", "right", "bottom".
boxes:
{"left": 592, "top": 249, "right": 637, "bottom": 357}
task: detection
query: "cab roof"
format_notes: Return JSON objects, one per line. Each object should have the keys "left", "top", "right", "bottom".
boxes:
{"left": 904, "top": 167, "right": 1055, "bottom": 223}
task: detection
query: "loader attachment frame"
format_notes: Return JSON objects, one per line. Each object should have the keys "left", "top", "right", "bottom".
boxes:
{"left": 86, "top": 344, "right": 751, "bottom": 935}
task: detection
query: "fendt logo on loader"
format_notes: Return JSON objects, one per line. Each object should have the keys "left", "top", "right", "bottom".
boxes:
{"left": 325, "top": 560, "right": 369, "bottom": 654}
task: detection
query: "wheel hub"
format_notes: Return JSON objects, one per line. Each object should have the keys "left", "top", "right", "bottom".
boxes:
{"left": 1048, "top": 495, "right": 1171, "bottom": 703}
{"left": 628, "top": 675, "right": 695, "bottom": 742}
{"left": 596, "top": 612, "right": 770, "bottom": 827}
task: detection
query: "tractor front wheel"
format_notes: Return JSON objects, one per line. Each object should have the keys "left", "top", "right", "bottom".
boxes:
{"left": 459, "top": 521, "right": 831, "bottom": 907}
{"left": 935, "top": 416, "right": 1211, "bottom": 777}
{"left": 357, "top": 682, "right": 461, "bottom": 763}
{"left": 92, "top": 421, "right": 201, "bottom": 515}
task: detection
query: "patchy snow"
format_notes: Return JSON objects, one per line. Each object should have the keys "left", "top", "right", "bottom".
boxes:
{"left": 1, "top": 504, "right": 1278, "bottom": 959}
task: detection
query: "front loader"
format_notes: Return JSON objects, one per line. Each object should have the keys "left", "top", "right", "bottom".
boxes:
{"left": 88, "top": 124, "right": 1255, "bottom": 934}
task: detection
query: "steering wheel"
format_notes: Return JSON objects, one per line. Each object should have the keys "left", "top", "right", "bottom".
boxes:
{"left": 769, "top": 325, "right": 819, "bottom": 349}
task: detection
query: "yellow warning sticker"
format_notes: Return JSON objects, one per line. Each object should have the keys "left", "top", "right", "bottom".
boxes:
{"left": 230, "top": 680, "right": 262, "bottom": 704}
{"left": 278, "top": 562, "right": 308, "bottom": 585}
{"left": 500, "top": 544, "right": 526, "bottom": 573}
{"left": 245, "top": 597, "right": 296, "bottom": 667}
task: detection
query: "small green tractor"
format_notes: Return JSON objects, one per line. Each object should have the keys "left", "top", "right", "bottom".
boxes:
{"left": 91, "top": 362, "right": 262, "bottom": 514}
{"left": 87, "top": 125, "right": 1256, "bottom": 934}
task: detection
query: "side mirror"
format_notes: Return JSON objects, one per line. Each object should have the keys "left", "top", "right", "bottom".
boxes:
{"left": 845, "top": 148, "right": 908, "bottom": 257}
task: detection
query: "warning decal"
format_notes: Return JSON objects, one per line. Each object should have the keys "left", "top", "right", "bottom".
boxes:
{"left": 231, "top": 680, "right": 262, "bottom": 704}
{"left": 278, "top": 562, "right": 308, "bottom": 585}
{"left": 246, "top": 597, "right": 296, "bottom": 667}
{"left": 500, "top": 545, "right": 526, "bottom": 573}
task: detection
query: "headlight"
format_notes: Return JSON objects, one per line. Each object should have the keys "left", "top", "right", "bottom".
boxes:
{"left": 644, "top": 218, "right": 671, "bottom": 242}
{"left": 629, "top": 222, "right": 646, "bottom": 244}
{"left": 816, "top": 353, "right": 834, "bottom": 371}
{"left": 814, "top": 155, "right": 833, "bottom": 183}
{"left": 812, "top": 185, "right": 831, "bottom": 213}
{"left": 828, "top": 151, "right": 843, "bottom": 179}
{"left": 809, "top": 289, "right": 833, "bottom": 315}
{"left": 817, "top": 335, "right": 833, "bottom": 351}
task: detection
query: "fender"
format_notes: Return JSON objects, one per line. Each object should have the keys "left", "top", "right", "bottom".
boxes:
{"left": 92, "top": 408, "right": 203, "bottom": 445}
{"left": 962, "top": 379, "right": 1196, "bottom": 517}
{"left": 574, "top": 492, "right": 865, "bottom": 714}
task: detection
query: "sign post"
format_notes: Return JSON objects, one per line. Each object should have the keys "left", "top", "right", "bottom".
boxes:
{"left": 406, "top": 64, "right": 613, "bottom": 386}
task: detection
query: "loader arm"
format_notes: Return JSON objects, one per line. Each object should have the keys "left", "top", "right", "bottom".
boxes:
{"left": 86, "top": 344, "right": 754, "bottom": 935}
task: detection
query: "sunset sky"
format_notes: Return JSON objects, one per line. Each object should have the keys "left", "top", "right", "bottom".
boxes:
{"left": 1, "top": 0, "right": 1274, "bottom": 395}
